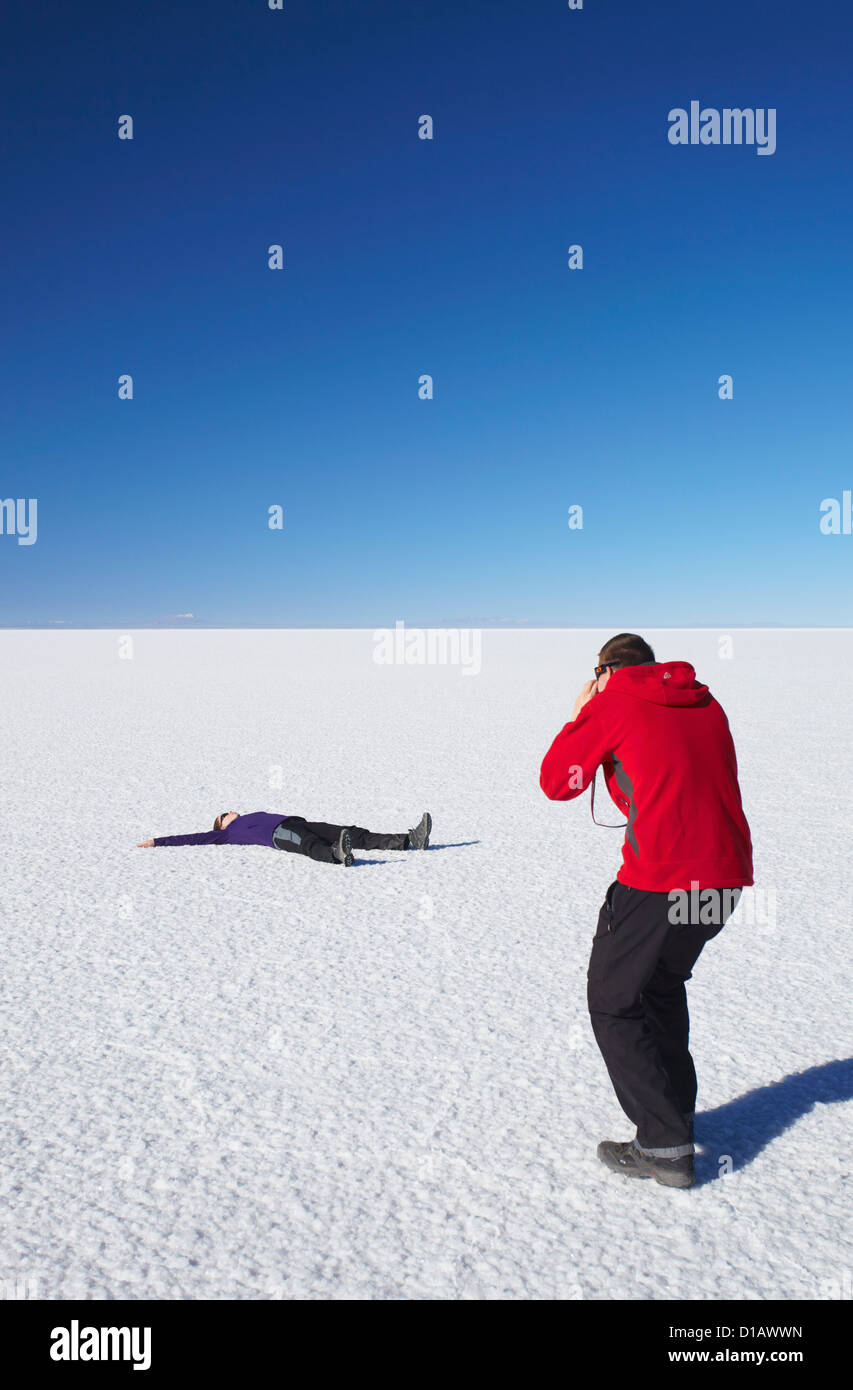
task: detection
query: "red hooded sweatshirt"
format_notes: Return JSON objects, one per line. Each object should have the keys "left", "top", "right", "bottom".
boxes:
{"left": 540, "top": 661, "right": 754, "bottom": 892}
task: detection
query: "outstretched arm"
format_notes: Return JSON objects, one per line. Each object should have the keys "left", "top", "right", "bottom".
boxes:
{"left": 137, "top": 830, "right": 226, "bottom": 847}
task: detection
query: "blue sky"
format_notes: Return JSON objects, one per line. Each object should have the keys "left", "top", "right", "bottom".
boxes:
{"left": 1, "top": 0, "right": 851, "bottom": 626}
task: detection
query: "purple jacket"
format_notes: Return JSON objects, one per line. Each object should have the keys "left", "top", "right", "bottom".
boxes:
{"left": 153, "top": 812, "right": 287, "bottom": 848}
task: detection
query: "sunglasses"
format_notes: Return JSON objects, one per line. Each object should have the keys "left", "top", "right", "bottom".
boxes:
{"left": 217, "top": 812, "right": 229, "bottom": 828}
{"left": 594, "top": 662, "right": 620, "bottom": 680}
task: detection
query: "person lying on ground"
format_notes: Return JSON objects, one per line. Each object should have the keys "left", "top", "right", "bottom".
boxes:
{"left": 137, "top": 809, "right": 432, "bottom": 867}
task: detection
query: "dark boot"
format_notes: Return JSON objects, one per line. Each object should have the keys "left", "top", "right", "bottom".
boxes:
{"left": 596, "top": 1139, "right": 695, "bottom": 1189}
{"left": 331, "top": 829, "right": 353, "bottom": 866}
{"left": 407, "top": 811, "right": 431, "bottom": 850}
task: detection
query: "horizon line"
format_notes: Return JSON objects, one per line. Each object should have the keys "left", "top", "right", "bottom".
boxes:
{"left": 1, "top": 624, "right": 851, "bottom": 633}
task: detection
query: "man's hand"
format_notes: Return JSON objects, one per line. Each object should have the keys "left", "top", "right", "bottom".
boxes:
{"left": 136, "top": 840, "right": 155, "bottom": 848}
{"left": 570, "top": 680, "right": 598, "bottom": 722}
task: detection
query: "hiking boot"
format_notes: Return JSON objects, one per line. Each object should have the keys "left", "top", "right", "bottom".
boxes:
{"left": 407, "top": 811, "right": 431, "bottom": 850}
{"left": 332, "top": 828, "right": 353, "bottom": 866}
{"left": 596, "top": 1139, "right": 695, "bottom": 1189}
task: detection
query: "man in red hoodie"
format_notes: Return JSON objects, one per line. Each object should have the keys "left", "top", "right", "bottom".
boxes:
{"left": 540, "top": 633, "right": 753, "bottom": 1189}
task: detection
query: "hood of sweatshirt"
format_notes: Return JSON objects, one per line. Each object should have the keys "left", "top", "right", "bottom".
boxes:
{"left": 605, "top": 660, "right": 711, "bottom": 708}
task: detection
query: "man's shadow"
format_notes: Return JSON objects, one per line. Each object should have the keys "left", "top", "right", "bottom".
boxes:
{"left": 694, "top": 1057, "right": 853, "bottom": 1186}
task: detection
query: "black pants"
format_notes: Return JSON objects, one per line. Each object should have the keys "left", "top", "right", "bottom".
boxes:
{"left": 587, "top": 880, "right": 741, "bottom": 1156}
{"left": 272, "top": 816, "right": 409, "bottom": 864}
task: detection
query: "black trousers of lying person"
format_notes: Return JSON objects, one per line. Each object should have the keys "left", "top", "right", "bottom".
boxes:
{"left": 272, "top": 816, "right": 410, "bottom": 864}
